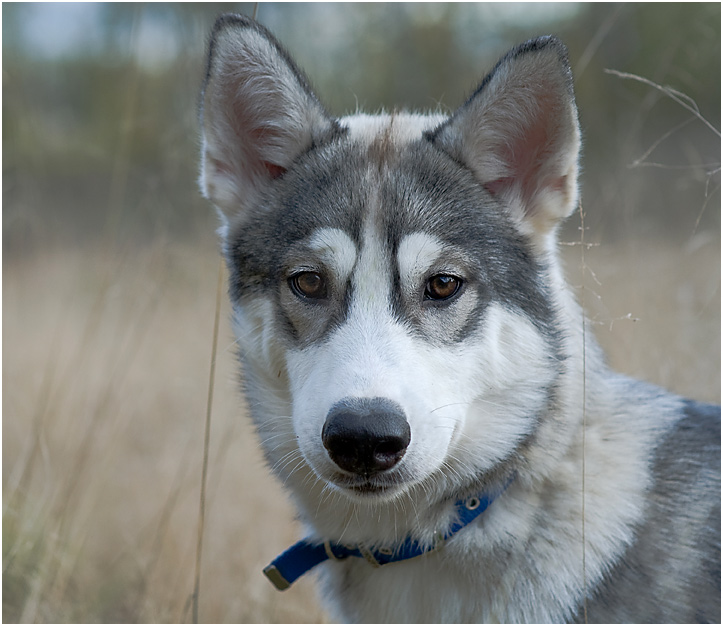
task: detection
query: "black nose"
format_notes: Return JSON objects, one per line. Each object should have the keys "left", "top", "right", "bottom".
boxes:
{"left": 322, "top": 398, "right": 411, "bottom": 476}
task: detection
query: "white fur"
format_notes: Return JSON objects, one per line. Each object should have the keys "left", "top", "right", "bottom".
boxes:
{"left": 307, "top": 227, "right": 358, "bottom": 283}
{"left": 261, "top": 261, "right": 665, "bottom": 622}
{"left": 341, "top": 112, "right": 446, "bottom": 144}
{"left": 200, "top": 22, "right": 712, "bottom": 622}
{"left": 224, "top": 144, "right": 673, "bottom": 620}
{"left": 396, "top": 232, "right": 445, "bottom": 289}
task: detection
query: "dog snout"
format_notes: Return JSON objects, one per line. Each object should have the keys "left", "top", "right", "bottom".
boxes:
{"left": 322, "top": 398, "right": 411, "bottom": 476}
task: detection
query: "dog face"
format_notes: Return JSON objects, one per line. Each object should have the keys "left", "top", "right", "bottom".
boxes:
{"left": 200, "top": 16, "right": 580, "bottom": 506}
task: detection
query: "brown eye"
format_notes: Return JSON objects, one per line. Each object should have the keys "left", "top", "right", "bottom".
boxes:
{"left": 425, "top": 274, "right": 462, "bottom": 301}
{"left": 290, "top": 272, "right": 327, "bottom": 300}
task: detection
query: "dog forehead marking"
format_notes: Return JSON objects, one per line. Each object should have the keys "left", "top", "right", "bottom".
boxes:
{"left": 352, "top": 222, "right": 391, "bottom": 311}
{"left": 308, "top": 227, "right": 357, "bottom": 281}
{"left": 397, "top": 232, "right": 446, "bottom": 286}
{"left": 342, "top": 112, "right": 446, "bottom": 146}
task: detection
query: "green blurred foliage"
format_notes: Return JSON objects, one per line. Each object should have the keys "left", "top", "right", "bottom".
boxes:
{"left": 3, "top": 2, "right": 720, "bottom": 254}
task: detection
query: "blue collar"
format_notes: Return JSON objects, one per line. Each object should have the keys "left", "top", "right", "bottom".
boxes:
{"left": 263, "top": 477, "right": 514, "bottom": 590}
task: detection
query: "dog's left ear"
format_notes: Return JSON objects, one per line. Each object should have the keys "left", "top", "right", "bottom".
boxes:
{"left": 430, "top": 37, "right": 581, "bottom": 239}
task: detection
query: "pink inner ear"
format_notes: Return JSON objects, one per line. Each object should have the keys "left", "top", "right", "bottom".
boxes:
{"left": 262, "top": 161, "right": 287, "bottom": 179}
{"left": 244, "top": 127, "right": 288, "bottom": 179}
{"left": 484, "top": 177, "right": 514, "bottom": 197}
{"left": 209, "top": 156, "right": 233, "bottom": 176}
{"left": 483, "top": 98, "right": 559, "bottom": 214}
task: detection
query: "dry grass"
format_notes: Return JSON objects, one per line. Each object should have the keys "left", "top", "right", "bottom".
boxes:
{"left": 3, "top": 230, "right": 719, "bottom": 623}
{"left": 562, "top": 234, "right": 720, "bottom": 403}
{"left": 3, "top": 240, "right": 328, "bottom": 623}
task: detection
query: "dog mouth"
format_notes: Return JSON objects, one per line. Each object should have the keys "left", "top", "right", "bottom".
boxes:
{"left": 348, "top": 481, "right": 392, "bottom": 495}
{"left": 328, "top": 471, "right": 409, "bottom": 498}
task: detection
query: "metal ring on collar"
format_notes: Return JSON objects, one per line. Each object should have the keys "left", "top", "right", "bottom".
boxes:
{"left": 324, "top": 540, "right": 347, "bottom": 562}
{"left": 465, "top": 496, "right": 481, "bottom": 510}
{"left": 356, "top": 543, "right": 381, "bottom": 568}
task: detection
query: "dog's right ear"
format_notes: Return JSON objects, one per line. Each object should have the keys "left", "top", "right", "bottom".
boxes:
{"left": 199, "top": 15, "right": 334, "bottom": 229}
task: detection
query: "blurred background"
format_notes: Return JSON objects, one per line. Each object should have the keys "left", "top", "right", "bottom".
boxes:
{"left": 3, "top": 3, "right": 720, "bottom": 623}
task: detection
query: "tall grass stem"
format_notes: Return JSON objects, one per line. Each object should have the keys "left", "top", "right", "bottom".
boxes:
{"left": 192, "top": 259, "right": 224, "bottom": 623}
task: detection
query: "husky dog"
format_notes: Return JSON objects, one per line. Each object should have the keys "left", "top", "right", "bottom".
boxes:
{"left": 199, "top": 14, "right": 720, "bottom": 623}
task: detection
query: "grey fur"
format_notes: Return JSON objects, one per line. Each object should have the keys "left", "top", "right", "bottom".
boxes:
{"left": 198, "top": 14, "right": 721, "bottom": 623}
{"left": 573, "top": 399, "right": 721, "bottom": 623}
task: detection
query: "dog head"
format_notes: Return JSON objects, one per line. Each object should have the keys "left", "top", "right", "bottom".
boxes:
{"left": 200, "top": 15, "right": 580, "bottom": 509}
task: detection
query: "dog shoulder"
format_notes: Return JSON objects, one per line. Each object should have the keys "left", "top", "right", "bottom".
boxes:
{"left": 581, "top": 395, "right": 721, "bottom": 623}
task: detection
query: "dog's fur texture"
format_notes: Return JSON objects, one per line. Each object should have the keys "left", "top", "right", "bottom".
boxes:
{"left": 199, "top": 14, "right": 720, "bottom": 623}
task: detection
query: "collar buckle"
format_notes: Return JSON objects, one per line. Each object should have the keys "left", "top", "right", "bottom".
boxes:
{"left": 356, "top": 543, "right": 382, "bottom": 568}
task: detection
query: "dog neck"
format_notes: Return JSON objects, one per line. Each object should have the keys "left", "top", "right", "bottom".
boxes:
{"left": 263, "top": 473, "right": 516, "bottom": 590}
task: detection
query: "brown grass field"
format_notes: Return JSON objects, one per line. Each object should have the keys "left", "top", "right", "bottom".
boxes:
{"left": 3, "top": 225, "right": 719, "bottom": 623}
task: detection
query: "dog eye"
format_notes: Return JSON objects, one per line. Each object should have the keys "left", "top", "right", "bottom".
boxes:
{"left": 424, "top": 274, "right": 463, "bottom": 301}
{"left": 289, "top": 271, "right": 328, "bottom": 300}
